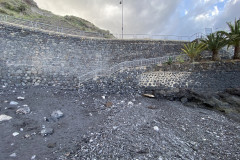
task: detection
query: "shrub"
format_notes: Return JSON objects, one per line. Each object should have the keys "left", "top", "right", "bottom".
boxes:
{"left": 176, "top": 55, "right": 185, "bottom": 63}
{"left": 166, "top": 56, "right": 173, "bottom": 65}
{"left": 181, "top": 42, "right": 206, "bottom": 62}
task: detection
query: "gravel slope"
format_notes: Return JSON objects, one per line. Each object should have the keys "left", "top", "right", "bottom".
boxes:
{"left": 0, "top": 86, "right": 239, "bottom": 160}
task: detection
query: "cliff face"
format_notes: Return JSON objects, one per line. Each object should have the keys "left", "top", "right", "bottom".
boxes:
{"left": 0, "top": 0, "right": 113, "bottom": 38}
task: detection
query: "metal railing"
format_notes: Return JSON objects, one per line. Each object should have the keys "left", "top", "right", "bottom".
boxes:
{"left": 78, "top": 54, "right": 188, "bottom": 84}
{"left": 113, "top": 32, "right": 206, "bottom": 41}
{"left": 0, "top": 14, "right": 104, "bottom": 38}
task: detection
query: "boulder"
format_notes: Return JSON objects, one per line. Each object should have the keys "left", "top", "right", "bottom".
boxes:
{"left": 40, "top": 128, "right": 54, "bottom": 137}
{"left": 225, "top": 88, "right": 240, "bottom": 97}
{"left": 51, "top": 110, "right": 64, "bottom": 120}
{"left": 0, "top": 114, "right": 12, "bottom": 122}
{"left": 16, "top": 106, "right": 31, "bottom": 114}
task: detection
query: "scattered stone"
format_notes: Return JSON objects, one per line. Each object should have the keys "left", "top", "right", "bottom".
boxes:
{"left": 143, "top": 94, "right": 155, "bottom": 98}
{"left": 89, "top": 138, "right": 93, "bottom": 143}
{"left": 24, "top": 134, "right": 31, "bottom": 138}
{"left": 105, "top": 102, "right": 113, "bottom": 108}
{"left": 44, "top": 117, "right": 49, "bottom": 122}
{"left": 9, "top": 153, "right": 17, "bottom": 157}
{"left": 10, "top": 101, "right": 18, "bottom": 105}
{"left": 102, "top": 95, "right": 106, "bottom": 99}
{"left": 153, "top": 126, "right": 159, "bottom": 132}
{"left": 12, "top": 132, "right": 19, "bottom": 137}
{"left": 47, "top": 142, "right": 57, "bottom": 148}
{"left": 113, "top": 126, "right": 118, "bottom": 130}
{"left": 17, "top": 97, "right": 25, "bottom": 100}
{"left": 0, "top": 114, "right": 12, "bottom": 122}
{"left": 31, "top": 155, "right": 36, "bottom": 160}
{"left": 51, "top": 110, "right": 64, "bottom": 120}
{"left": 41, "top": 128, "right": 54, "bottom": 137}
{"left": 20, "top": 128, "right": 24, "bottom": 132}
{"left": 128, "top": 101, "right": 134, "bottom": 106}
{"left": 16, "top": 106, "right": 31, "bottom": 114}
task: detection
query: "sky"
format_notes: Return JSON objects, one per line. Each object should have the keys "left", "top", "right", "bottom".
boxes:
{"left": 34, "top": 0, "right": 240, "bottom": 38}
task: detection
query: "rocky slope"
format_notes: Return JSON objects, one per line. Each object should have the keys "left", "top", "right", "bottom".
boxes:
{"left": 0, "top": 0, "right": 113, "bottom": 38}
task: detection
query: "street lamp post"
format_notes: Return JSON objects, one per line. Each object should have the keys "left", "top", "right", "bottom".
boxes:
{"left": 120, "top": 0, "right": 123, "bottom": 39}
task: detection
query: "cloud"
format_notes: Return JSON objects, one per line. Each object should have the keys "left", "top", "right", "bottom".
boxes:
{"left": 34, "top": 0, "right": 240, "bottom": 37}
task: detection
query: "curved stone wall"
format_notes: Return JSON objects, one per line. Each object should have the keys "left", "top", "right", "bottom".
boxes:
{"left": 0, "top": 23, "right": 186, "bottom": 88}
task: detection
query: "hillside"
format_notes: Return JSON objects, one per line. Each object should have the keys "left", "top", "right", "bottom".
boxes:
{"left": 0, "top": 0, "right": 113, "bottom": 38}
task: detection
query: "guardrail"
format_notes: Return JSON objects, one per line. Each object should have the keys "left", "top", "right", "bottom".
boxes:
{"left": 113, "top": 32, "right": 206, "bottom": 41}
{"left": 0, "top": 14, "right": 104, "bottom": 38}
{"left": 78, "top": 54, "right": 189, "bottom": 84}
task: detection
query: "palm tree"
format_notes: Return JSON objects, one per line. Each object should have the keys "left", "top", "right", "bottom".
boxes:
{"left": 201, "top": 32, "right": 227, "bottom": 61}
{"left": 218, "top": 19, "right": 240, "bottom": 59}
{"left": 181, "top": 42, "right": 206, "bottom": 62}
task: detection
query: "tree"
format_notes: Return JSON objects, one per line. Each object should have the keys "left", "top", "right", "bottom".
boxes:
{"left": 181, "top": 42, "right": 206, "bottom": 62}
{"left": 218, "top": 19, "right": 240, "bottom": 59}
{"left": 201, "top": 32, "right": 227, "bottom": 61}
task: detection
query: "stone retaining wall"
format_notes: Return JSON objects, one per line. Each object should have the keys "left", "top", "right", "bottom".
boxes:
{"left": 0, "top": 23, "right": 186, "bottom": 88}
{"left": 139, "top": 60, "right": 240, "bottom": 92}
{"left": 139, "top": 71, "right": 240, "bottom": 92}
{"left": 150, "top": 60, "right": 240, "bottom": 72}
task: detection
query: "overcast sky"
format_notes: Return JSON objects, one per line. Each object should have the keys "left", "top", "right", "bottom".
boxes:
{"left": 34, "top": 0, "right": 240, "bottom": 37}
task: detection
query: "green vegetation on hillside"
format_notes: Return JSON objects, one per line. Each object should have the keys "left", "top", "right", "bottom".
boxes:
{"left": 0, "top": 0, "right": 113, "bottom": 38}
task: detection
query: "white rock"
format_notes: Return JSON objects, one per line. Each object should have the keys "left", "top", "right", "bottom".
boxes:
{"left": 20, "top": 128, "right": 24, "bottom": 132}
{"left": 113, "top": 126, "right": 118, "bottom": 130}
{"left": 0, "top": 114, "right": 12, "bottom": 122}
{"left": 16, "top": 106, "right": 31, "bottom": 114}
{"left": 17, "top": 97, "right": 25, "bottom": 100}
{"left": 51, "top": 110, "right": 64, "bottom": 120}
{"left": 143, "top": 94, "right": 155, "bottom": 98}
{"left": 10, "top": 101, "right": 18, "bottom": 105}
{"left": 12, "top": 132, "right": 19, "bottom": 136}
{"left": 40, "top": 128, "right": 54, "bottom": 137}
{"left": 128, "top": 101, "right": 134, "bottom": 106}
{"left": 10, "top": 153, "right": 16, "bottom": 157}
{"left": 102, "top": 96, "right": 106, "bottom": 99}
{"left": 153, "top": 126, "right": 159, "bottom": 132}
{"left": 31, "top": 155, "right": 36, "bottom": 160}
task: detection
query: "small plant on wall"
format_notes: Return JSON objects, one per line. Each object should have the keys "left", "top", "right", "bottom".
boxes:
{"left": 166, "top": 56, "right": 173, "bottom": 65}
{"left": 181, "top": 42, "right": 206, "bottom": 62}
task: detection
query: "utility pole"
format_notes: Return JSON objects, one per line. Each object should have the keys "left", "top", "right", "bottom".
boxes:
{"left": 120, "top": 0, "right": 124, "bottom": 39}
